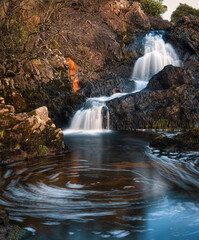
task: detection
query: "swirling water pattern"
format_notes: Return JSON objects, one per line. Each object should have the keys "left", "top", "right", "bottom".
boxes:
{"left": 0, "top": 132, "right": 198, "bottom": 240}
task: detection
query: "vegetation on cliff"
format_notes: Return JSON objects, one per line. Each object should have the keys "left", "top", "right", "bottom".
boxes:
{"left": 139, "top": 0, "right": 167, "bottom": 17}
{"left": 171, "top": 3, "right": 199, "bottom": 22}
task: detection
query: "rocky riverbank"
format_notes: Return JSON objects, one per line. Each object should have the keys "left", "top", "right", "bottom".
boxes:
{"left": 0, "top": 97, "right": 66, "bottom": 165}
{"left": 150, "top": 128, "right": 199, "bottom": 152}
{"left": 0, "top": 208, "right": 26, "bottom": 240}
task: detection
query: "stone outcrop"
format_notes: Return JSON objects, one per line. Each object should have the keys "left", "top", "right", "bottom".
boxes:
{"left": 0, "top": 208, "right": 26, "bottom": 240}
{"left": 0, "top": 98, "right": 66, "bottom": 165}
{"left": 149, "top": 16, "right": 171, "bottom": 30}
{"left": 107, "top": 66, "right": 199, "bottom": 130}
{"left": 146, "top": 65, "right": 194, "bottom": 91}
{"left": 150, "top": 128, "right": 199, "bottom": 152}
{"left": 100, "top": 1, "right": 150, "bottom": 35}
{"left": 166, "top": 16, "right": 199, "bottom": 56}
{"left": 166, "top": 17, "right": 199, "bottom": 84}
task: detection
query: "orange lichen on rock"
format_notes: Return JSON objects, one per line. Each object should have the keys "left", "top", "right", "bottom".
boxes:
{"left": 67, "top": 58, "right": 80, "bottom": 92}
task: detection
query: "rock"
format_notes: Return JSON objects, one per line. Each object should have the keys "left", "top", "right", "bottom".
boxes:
{"left": 107, "top": 68, "right": 199, "bottom": 131}
{"left": 0, "top": 209, "right": 8, "bottom": 225}
{"left": 82, "top": 75, "right": 135, "bottom": 98}
{"left": 100, "top": 1, "right": 150, "bottom": 35}
{"left": 0, "top": 207, "right": 27, "bottom": 240}
{"left": 166, "top": 18, "right": 199, "bottom": 85}
{"left": 149, "top": 16, "right": 172, "bottom": 30}
{"left": 0, "top": 99, "right": 67, "bottom": 165}
{"left": 183, "top": 55, "right": 199, "bottom": 85}
{"left": 166, "top": 16, "right": 199, "bottom": 56}
{"left": 146, "top": 65, "right": 194, "bottom": 91}
{"left": 125, "top": 2, "right": 151, "bottom": 32}
{"left": 150, "top": 128, "right": 199, "bottom": 152}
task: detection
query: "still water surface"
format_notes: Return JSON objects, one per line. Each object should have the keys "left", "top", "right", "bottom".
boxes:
{"left": 0, "top": 131, "right": 199, "bottom": 240}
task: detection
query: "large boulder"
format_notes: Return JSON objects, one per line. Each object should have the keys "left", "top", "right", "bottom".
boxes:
{"left": 0, "top": 207, "right": 26, "bottom": 240}
{"left": 150, "top": 128, "right": 199, "bottom": 152}
{"left": 0, "top": 99, "right": 67, "bottom": 165}
{"left": 146, "top": 65, "right": 194, "bottom": 91}
{"left": 107, "top": 67, "right": 199, "bottom": 130}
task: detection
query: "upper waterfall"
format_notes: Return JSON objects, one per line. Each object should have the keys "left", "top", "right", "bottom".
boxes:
{"left": 132, "top": 33, "right": 181, "bottom": 90}
{"left": 64, "top": 33, "right": 181, "bottom": 134}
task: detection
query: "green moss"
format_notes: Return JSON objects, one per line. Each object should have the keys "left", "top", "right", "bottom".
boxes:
{"left": 152, "top": 118, "right": 171, "bottom": 129}
{"left": 6, "top": 225, "right": 27, "bottom": 240}
{"left": 38, "top": 145, "right": 48, "bottom": 156}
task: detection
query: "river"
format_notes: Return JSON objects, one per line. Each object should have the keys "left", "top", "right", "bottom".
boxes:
{"left": 0, "top": 131, "right": 199, "bottom": 240}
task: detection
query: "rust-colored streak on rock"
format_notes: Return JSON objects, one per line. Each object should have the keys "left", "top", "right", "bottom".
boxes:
{"left": 67, "top": 58, "right": 80, "bottom": 92}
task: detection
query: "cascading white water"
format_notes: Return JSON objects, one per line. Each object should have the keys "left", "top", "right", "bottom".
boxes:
{"left": 132, "top": 33, "right": 181, "bottom": 90}
{"left": 69, "top": 99, "right": 109, "bottom": 131}
{"left": 65, "top": 33, "right": 181, "bottom": 133}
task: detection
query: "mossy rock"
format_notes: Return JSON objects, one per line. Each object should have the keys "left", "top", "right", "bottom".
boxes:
{"left": 38, "top": 145, "right": 48, "bottom": 156}
{"left": 6, "top": 225, "right": 27, "bottom": 240}
{"left": 150, "top": 128, "right": 199, "bottom": 152}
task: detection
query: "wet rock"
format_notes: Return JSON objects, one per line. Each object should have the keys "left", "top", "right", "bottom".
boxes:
{"left": 0, "top": 209, "right": 8, "bottom": 225}
{"left": 81, "top": 76, "right": 135, "bottom": 98}
{"left": 146, "top": 65, "right": 194, "bottom": 91}
{"left": 107, "top": 68, "right": 199, "bottom": 131}
{"left": 0, "top": 99, "right": 67, "bottom": 165}
{"left": 150, "top": 128, "right": 199, "bottom": 152}
{"left": 0, "top": 208, "right": 26, "bottom": 240}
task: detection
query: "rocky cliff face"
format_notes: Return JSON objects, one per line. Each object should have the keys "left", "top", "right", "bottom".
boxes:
{"left": 166, "top": 16, "right": 199, "bottom": 84}
{"left": 0, "top": 0, "right": 156, "bottom": 128}
{"left": 107, "top": 66, "right": 199, "bottom": 130}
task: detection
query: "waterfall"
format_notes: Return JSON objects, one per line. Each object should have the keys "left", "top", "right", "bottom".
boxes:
{"left": 69, "top": 99, "right": 109, "bottom": 131}
{"left": 132, "top": 33, "right": 181, "bottom": 90}
{"left": 65, "top": 33, "right": 181, "bottom": 134}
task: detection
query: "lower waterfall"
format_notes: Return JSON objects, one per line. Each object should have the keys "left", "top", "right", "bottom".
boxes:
{"left": 69, "top": 99, "right": 109, "bottom": 131}
{"left": 65, "top": 33, "right": 181, "bottom": 133}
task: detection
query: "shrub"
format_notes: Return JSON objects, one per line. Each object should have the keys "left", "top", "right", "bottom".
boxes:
{"left": 140, "top": 0, "right": 167, "bottom": 16}
{"left": 171, "top": 3, "right": 199, "bottom": 22}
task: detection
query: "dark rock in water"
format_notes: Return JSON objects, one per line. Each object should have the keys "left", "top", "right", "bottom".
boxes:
{"left": 107, "top": 67, "right": 199, "bottom": 131}
{"left": 150, "top": 128, "right": 199, "bottom": 152}
{"left": 0, "top": 98, "right": 67, "bottom": 165}
{"left": 0, "top": 208, "right": 27, "bottom": 240}
{"left": 150, "top": 136, "right": 178, "bottom": 152}
{"left": 149, "top": 16, "right": 171, "bottom": 30}
{"left": 0, "top": 209, "right": 8, "bottom": 225}
{"left": 146, "top": 65, "right": 194, "bottom": 91}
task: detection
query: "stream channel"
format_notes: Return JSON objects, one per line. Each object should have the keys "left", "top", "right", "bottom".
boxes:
{"left": 0, "top": 131, "right": 199, "bottom": 240}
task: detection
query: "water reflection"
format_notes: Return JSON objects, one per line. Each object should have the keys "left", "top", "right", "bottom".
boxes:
{"left": 0, "top": 132, "right": 198, "bottom": 240}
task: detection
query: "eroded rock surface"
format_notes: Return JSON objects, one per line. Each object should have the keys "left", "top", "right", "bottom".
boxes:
{"left": 166, "top": 17, "right": 199, "bottom": 84}
{"left": 107, "top": 66, "right": 199, "bottom": 130}
{"left": 0, "top": 98, "right": 66, "bottom": 165}
{"left": 150, "top": 128, "right": 199, "bottom": 152}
